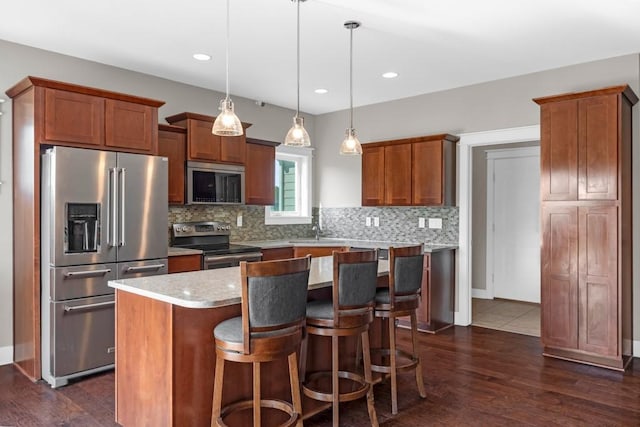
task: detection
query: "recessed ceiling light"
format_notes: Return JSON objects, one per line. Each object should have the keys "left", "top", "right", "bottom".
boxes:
{"left": 314, "top": 88, "right": 328, "bottom": 94}
{"left": 382, "top": 72, "right": 398, "bottom": 79}
{"left": 193, "top": 53, "right": 211, "bottom": 61}
{"left": 0, "top": 98, "right": 5, "bottom": 103}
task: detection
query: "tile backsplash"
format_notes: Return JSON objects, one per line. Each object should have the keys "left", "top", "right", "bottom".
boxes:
{"left": 168, "top": 205, "right": 458, "bottom": 245}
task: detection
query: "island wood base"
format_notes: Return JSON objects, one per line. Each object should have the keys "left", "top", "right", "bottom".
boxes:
{"left": 115, "top": 287, "right": 387, "bottom": 426}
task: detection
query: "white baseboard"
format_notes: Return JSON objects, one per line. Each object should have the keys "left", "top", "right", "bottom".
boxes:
{"left": 472, "top": 288, "right": 492, "bottom": 299}
{"left": 0, "top": 345, "right": 12, "bottom": 366}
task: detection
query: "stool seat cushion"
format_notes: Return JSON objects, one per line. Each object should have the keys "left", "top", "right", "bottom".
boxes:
{"left": 215, "top": 316, "right": 298, "bottom": 344}
{"left": 375, "top": 289, "right": 419, "bottom": 305}
{"left": 306, "top": 299, "right": 334, "bottom": 321}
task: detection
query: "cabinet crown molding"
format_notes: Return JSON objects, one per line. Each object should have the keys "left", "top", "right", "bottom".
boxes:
{"left": 165, "top": 111, "right": 252, "bottom": 129}
{"left": 363, "top": 133, "right": 459, "bottom": 149}
{"left": 5, "top": 76, "right": 165, "bottom": 107}
{"left": 533, "top": 84, "right": 638, "bottom": 105}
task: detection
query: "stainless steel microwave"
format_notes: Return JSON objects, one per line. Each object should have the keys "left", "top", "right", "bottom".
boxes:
{"left": 186, "top": 161, "right": 245, "bottom": 204}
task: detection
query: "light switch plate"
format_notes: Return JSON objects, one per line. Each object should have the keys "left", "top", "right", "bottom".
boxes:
{"left": 428, "top": 218, "right": 442, "bottom": 229}
{"left": 236, "top": 214, "right": 243, "bottom": 227}
{"left": 374, "top": 217, "right": 380, "bottom": 227}
{"left": 418, "top": 218, "right": 426, "bottom": 228}
{"left": 366, "top": 217, "right": 372, "bottom": 227}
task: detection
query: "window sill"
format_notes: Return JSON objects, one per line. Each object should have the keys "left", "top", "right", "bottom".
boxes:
{"left": 264, "top": 216, "right": 312, "bottom": 225}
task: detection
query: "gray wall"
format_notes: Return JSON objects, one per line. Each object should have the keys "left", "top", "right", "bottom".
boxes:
{"left": 0, "top": 39, "right": 313, "bottom": 352}
{"left": 312, "top": 53, "right": 640, "bottom": 342}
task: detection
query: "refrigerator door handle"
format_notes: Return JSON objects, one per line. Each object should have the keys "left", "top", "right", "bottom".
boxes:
{"left": 119, "top": 167, "right": 126, "bottom": 247}
{"left": 109, "top": 167, "right": 118, "bottom": 247}
{"left": 64, "top": 268, "right": 112, "bottom": 279}
{"left": 63, "top": 300, "right": 115, "bottom": 312}
{"left": 124, "top": 263, "right": 166, "bottom": 273}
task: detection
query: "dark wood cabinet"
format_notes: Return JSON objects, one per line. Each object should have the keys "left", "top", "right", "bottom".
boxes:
{"left": 292, "top": 246, "right": 349, "bottom": 258}
{"left": 168, "top": 254, "right": 201, "bottom": 273}
{"left": 41, "top": 85, "right": 161, "bottom": 154}
{"left": 361, "top": 134, "right": 458, "bottom": 207}
{"left": 384, "top": 143, "right": 412, "bottom": 205}
{"left": 534, "top": 85, "right": 637, "bottom": 370}
{"left": 261, "top": 247, "right": 294, "bottom": 261}
{"left": 105, "top": 99, "right": 155, "bottom": 152}
{"left": 158, "top": 124, "right": 187, "bottom": 205}
{"left": 5, "top": 76, "right": 164, "bottom": 381}
{"left": 165, "top": 112, "right": 250, "bottom": 165}
{"left": 361, "top": 146, "right": 385, "bottom": 206}
{"left": 245, "top": 138, "right": 278, "bottom": 205}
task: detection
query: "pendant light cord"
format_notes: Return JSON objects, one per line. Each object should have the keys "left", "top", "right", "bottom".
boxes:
{"left": 296, "top": 0, "right": 301, "bottom": 118}
{"left": 349, "top": 25, "right": 354, "bottom": 129}
{"left": 225, "top": 0, "right": 230, "bottom": 101}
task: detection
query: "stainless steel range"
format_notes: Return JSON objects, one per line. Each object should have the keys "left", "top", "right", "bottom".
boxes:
{"left": 171, "top": 221, "right": 262, "bottom": 269}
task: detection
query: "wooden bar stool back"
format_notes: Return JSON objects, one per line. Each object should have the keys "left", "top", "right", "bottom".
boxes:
{"left": 301, "top": 250, "right": 380, "bottom": 427}
{"left": 371, "top": 245, "right": 426, "bottom": 414}
{"left": 211, "top": 256, "right": 312, "bottom": 427}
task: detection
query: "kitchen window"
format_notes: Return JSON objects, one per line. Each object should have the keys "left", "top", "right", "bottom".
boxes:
{"left": 265, "top": 145, "right": 312, "bottom": 225}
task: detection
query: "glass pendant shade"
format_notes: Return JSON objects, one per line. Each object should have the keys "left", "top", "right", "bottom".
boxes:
{"left": 284, "top": 0, "right": 310, "bottom": 147}
{"left": 284, "top": 116, "right": 311, "bottom": 147}
{"left": 212, "top": 98, "right": 243, "bottom": 136}
{"left": 339, "top": 127, "right": 362, "bottom": 155}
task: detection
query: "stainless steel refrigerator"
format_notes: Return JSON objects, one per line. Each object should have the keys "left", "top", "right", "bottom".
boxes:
{"left": 41, "top": 146, "right": 169, "bottom": 387}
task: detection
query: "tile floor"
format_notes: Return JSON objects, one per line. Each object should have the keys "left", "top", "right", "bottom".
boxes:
{"left": 472, "top": 298, "right": 540, "bottom": 337}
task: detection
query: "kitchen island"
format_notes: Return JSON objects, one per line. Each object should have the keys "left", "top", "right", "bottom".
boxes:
{"left": 108, "top": 256, "right": 389, "bottom": 427}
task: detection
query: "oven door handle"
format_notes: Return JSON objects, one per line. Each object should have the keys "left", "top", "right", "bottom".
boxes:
{"left": 204, "top": 253, "right": 263, "bottom": 263}
{"left": 64, "top": 301, "right": 115, "bottom": 312}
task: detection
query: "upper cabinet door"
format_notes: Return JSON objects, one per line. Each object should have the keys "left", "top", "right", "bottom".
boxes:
{"left": 158, "top": 128, "right": 186, "bottom": 205}
{"left": 188, "top": 119, "right": 221, "bottom": 161}
{"left": 105, "top": 99, "right": 155, "bottom": 153}
{"left": 361, "top": 146, "right": 385, "bottom": 206}
{"left": 220, "top": 134, "right": 246, "bottom": 164}
{"left": 540, "top": 100, "right": 578, "bottom": 201}
{"left": 578, "top": 95, "right": 618, "bottom": 201}
{"left": 384, "top": 143, "right": 412, "bottom": 205}
{"left": 412, "top": 139, "right": 443, "bottom": 205}
{"left": 245, "top": 142, "right": 275, "bottom": 205}
{"left": 44, "top": 88, "right": 104, "bottom": 146}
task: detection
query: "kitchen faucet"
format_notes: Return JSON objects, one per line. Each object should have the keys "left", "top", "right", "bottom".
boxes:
{"left": 311, "top": 221, "right": 321, "bottom": 240}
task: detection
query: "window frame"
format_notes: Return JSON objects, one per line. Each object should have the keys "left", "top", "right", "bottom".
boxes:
{"left": 265, "top": 145, "right": 313, "bottom": 225}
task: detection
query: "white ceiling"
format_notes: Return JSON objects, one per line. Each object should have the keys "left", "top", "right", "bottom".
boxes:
{"left": 2, "top": 0, "right": 640, "bottom": 115}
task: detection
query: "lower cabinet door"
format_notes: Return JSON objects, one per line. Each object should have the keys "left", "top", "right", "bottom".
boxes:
{"left": 541, "top": 204, "right": 578, "bottom": 350}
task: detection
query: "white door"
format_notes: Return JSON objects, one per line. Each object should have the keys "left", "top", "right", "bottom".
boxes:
{"left": 486, "top": 147, "right": 540, "bottom": 303}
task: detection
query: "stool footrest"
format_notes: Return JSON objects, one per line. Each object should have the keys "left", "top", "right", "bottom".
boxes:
{"left": 218, "top": 398, "right": 299, "bottom": 427}
{"left": 369, "top": 348, "right": 419, "bottom": 374}
{"left": 302, "top": 370, "right": 370, "bottom": 403}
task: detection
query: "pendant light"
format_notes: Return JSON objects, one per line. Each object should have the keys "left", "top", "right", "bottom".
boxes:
{"left": 339, "top": 21, "right": 362, "bottom": 155}
{"left": 284, "top": 0, "right": 311, "bottom": 147}
{"left": 212, "top": 0, "right": 243, "bottom": 136}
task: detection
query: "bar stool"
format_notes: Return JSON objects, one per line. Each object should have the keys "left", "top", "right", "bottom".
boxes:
{"left": 211, "top": 255, "right": 312, "bottom": 427}
{"left": 301, "top": 250, "right": 379, "bottom": 427}
{"left": 370, "top": 245, "right": 426, "bottom": 414}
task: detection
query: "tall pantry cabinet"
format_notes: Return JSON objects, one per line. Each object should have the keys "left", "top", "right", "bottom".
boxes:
{"left": 534, "top": 85, "right": 637, "bottom": 370}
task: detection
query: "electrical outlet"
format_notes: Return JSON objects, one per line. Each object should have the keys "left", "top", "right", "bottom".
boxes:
{"left": 418, "top": 217, "right": 426, "bottom": 228}
{"left": 374, "top": 217, "right": 380, "bottom": 227}
{"left": 236, "top": 214, "right": 243, "bottom": 227}
{"left": 428, "top": 218, "right": 442, "bottom": 229}
{"left": 366, "top": 217, "right": 372, "bottom": 227}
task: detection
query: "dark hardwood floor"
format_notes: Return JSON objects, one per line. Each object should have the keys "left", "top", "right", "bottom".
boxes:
{"left": 1, "top": 326, "right": 639, "bottom": 426}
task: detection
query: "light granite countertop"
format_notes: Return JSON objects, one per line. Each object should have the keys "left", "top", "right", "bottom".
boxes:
{"left": 109, "top": 256, "right": 390, "bottom": 309}
{"left": 168, "top": 247, "right": 203, "bottom": 257}
{"left": 234, "top": 238, "right": 457, "bottom": 253}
